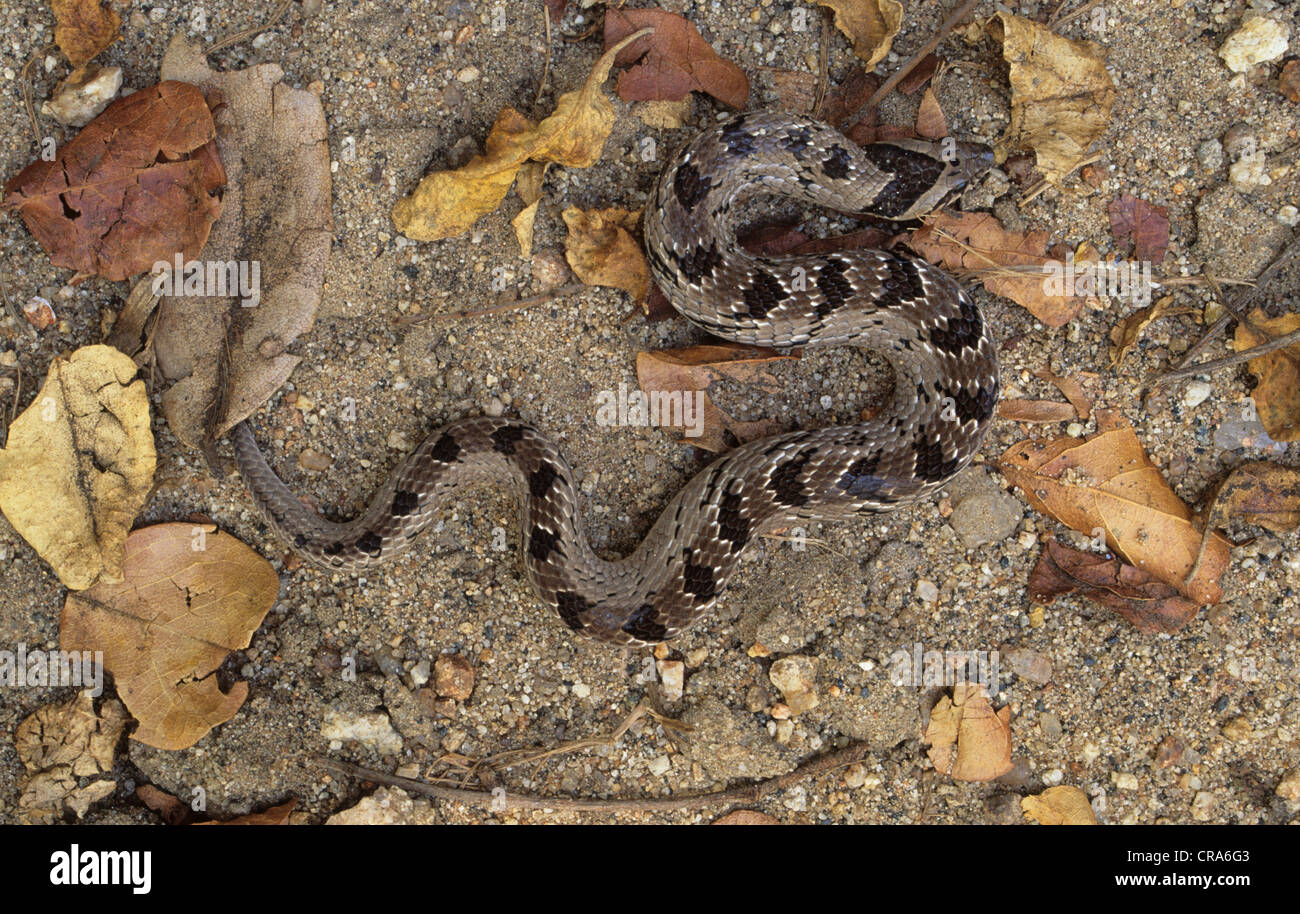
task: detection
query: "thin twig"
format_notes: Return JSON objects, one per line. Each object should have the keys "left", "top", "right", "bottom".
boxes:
{"left": 1052, "top": 0, "right": 1105, "bottom": 29}
{"left": 535, "top": 5, "right": 553, "bottom": 105}
{"left": 394, "top": 282, "right": 587, "bottom": 325}
{"left": 812, "top": 5, "right": 831, "bottom": 117}
{"left": 1153, "top": 326, "right": 1300, "bottom": 387}
{"left": 849, "top": 0, "right": 980, "bottom": 123}
{"left": 315, "top": 740, "right": 874, "bottom": 813}
{"left": 208, "top": 0, "right": 295, "bottom": 55}
{"left": 0, "top": 274, "right": 38, "bottom": 339}
{"left": 20, "top": 43, "right": 56, "bottom": 143}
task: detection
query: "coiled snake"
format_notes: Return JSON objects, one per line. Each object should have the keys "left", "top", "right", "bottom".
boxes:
{"left": 232, "top": 111, "right": 1001, "bottom": 645}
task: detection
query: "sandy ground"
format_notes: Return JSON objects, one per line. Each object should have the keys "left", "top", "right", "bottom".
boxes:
{"left": 0, "top": 0, "right": 1297, "bottom": 824}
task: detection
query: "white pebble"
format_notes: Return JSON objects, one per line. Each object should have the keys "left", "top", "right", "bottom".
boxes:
{"left": 1182, "top": 380, "right": 1212, "bottom": 409}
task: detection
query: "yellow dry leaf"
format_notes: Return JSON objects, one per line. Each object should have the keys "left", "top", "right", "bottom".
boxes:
{"left": 1235, "top": 309, "right": 1300, "bottom": 442}
{"left": 562, "top": 206, "right": 649, "bottom": 302}
{"left": 15, "top": 692, "right": 129, "bottom": 823}
{"left": 392, "top": 29, "right": 651, "bottom": 241}
{"left": 1108, "top": 295, "right": 1193, "bottom": 368}
{"left": 510, "top": 162, "right": 547, "bottom": 256}
{"left": 1022, "top": 785, "right": 1098, "bottom": 824}
{"left": 60, "top": 523, "right": 279, "bottom": 750}
{"left": 991, "top": 12, "right": 1117, "bottom": 185}
{"left": 816, "top": 0, "right": 903, "bottom": 68}
{"left": 0, "top": 344, "right": 155, "bottom": 589}
{"left": 925, "top": 684, "right": 1013, "bottom": 782}
{"left": 634, "top": 98, "right": 691, "bottom": 129}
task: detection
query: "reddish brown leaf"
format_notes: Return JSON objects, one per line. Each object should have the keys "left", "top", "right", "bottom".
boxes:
{"left": 915, "top": 86, "right": 948, "bottom": 139}
{"left": 1107, "top": 194, "right": 1170, "bottom": 264}
{"left": 197, "top": 799, "right": 296, "bottom": 825}
{"left": 896, "top": 54, "right": 942, "bottom": 94}
{"left": 544, "top": 0, "right": 568, "bottom": 23}
{"left": 997, "top": 399, "right": 1076, "bottom": 423}
{"left": 137, "top": 784, "right": 191, "bottom": 825}
{"left": 52, "top": 0, "right": 121, "bottom": 69}
{"left": 605, "top": 8, "right": 749, "bottom": 109}
{"left": 818, "top": 66, "right": 878, "bottom": 126}
{"left": 1279, "top": 60, "right": 1300, "bottom": 103}
{"left": 3, "top": 81, "right": 225, "bottom": 281}
{"left": 1028, "top": 538, "right": 1199, "bottom": 634}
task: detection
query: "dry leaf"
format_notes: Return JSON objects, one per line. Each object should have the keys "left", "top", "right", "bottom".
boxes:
{"left": 1108, "top": 194, "right": 1170, "bottom": 264}
{"left": 815, "top": 0, "right": 904, "bottom": 68}
{"left": 713, "top": 810, "right": 781, "bottom": 825}
{"left": 511, "top": 162, "right": 547, "bottom": 256}
{"left": 1280, "top": 60, "right": 1300, "bottom": 103}
{"left": 634, "top": 344, "right": 797, "bottom": 453}
{"left": 197, "top": 799, "right": 297, "bottom": 825}
{"left": 137, "top": 784, "right": 191, "bottom": 825}
{"left": 393, "top": 30, "right": 649, "bottom": 242}
{"left": 1108, "top": 294, "right": 1192, "bottom": 368}
{"left": 998, "top": 410, "right": 1230, "bottom": 605}
{"left": 0, "top": 345, "right": 155, "bottom": 589}
{"left": 1235, "top": 309, "right": 1300, "bottom": 442}
{"left": 1029, "top": 538, "right": 1200, "bottom": 634}
{"left": 1021, "top": 785, "right": 1097, "bottom": 825}
{"left": 605, "top": 8, "right": 749, "bottom": 108}
{"left": 563, "top": 206, "right": 649, "bottom": 301}
{"left": 1033, "top": 369, "right": 1091, "bottom": 420}
{"left": 1203, "top": 460, "right": 1300, "bottom": 534}
{"left": 633, "top": 98, "right": 692, "bottom": 129}
{"left": 990, "top": 12, "right": 1117, "bottom": 185}
{"left": 16, "top": 692, "right": 128, "bottom": 823}
{"left": 909, "top": 211, "right": 1093, "bottom": 327}
{"left": 3, "top": 81, "right": 225, "bottom": 281}
{"left": 915, "top": 86, "right": 948, "bottom": 140}
{"left": 925, "top": 684, "right": 1013, "bottom": 782}
{"left": 997, "top": 399, "right": 1077, "bottom": 423}
{"left": 51, "top": 0, "right": 121, "bottom": 69}
{"left": 60, "top": 523, "right": 279, "bottom": 750}
{"left": 152, "top": 36, "right": 333, "bottom": 449}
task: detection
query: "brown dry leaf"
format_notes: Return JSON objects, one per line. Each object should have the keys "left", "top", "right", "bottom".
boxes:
{"left": 0, "top": 345, "right": 155, "bottom": 589}
{"left": 3, "top": 81, "right": 225, "bottom": 281}
{"left": 16, "top": 692, "right": 129, "bottom": 823}
{"left": 137, "top": 784, "right": 191, "bottom": 825}
{"left": 909, "top": 211, "right": 1094, "bottom": 327}
{"left": 51, "top": 0, "right": 121, "bottom": 69}
{"left": 1021, "top": 785, "right": 1097, "bottom": 825}
{"left": 197, "top": 799, "right": 297, "bottom": 825}
{"left": 998, "top": 410, "right": 1231, "bottom": 605}
{"left": 634, "top": 344, "right": 798, "bottom": 453}
{"left": 1029, "top": 538, "right": 1200, "bottom": 634}
{"left": 1108, "top": 193, "right": 1170, "bottom": 264}
{"left": 1234, "top": 309, "right": 1300, "bottom": 442}
{"left": 511, "top": 162, "right": 547, "bottom": 256}
{"left": 1034, "top": 369, "right": 1091, "bottom": 421}
{"left": 713, "top": 810, "right": 781, "bottom": 825}
{"left": 1107, "top": 294, "right": 1192, "bottom": 368}
{"left": 990, "top": 12, "right": 1117, "bottom": 185}
{"left": 925, "top": 684, "right": 1013, "bottom": 782}
{"left": 563, "top": 206, "right": 649, "bottom": 302}
{"left": 60, "top": 522, "right": 279, "bottom": 750}
{"left": 1203, "top": 460, "right": 1300, "bottom": 534}
{"left": 152, "top": 36, "right": 332, "bottom": 449}
{"left": 605, "top": 8, "right": 749, "bottom": 109}
{"left": 915, "top": 86, "right": 948, "bottom": 139}
{"left": 1281, "top": 60, "right": 1300, "bottom": 103}
{"left": 815, "top": 0, "right": 904, "bottom": 68}
{"left": 393, "top": 30, "right": 649, "bottom": 242}
{"left": 997, "top": 399, "right": 1076, "bottom": 423}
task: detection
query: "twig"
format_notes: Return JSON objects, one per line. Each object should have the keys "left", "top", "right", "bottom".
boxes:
{"left": 394, "top": 282, "right": 586, "bottom": 325}
{"left": 208, "top": 0, "right": 295, "bottom": 55}
{"left": 849, "top": 0, "right": 980, "bottom": 123}
{"left": 1019, "top": 151, "right": 1104, "bottom": 204}
{"left": 812, "top": 5, "right": 831, "bottom": 117}
{"left": 535, "top": 4, "right": 553, "bottom": 105}
{"left": 1153, "top": 326, "right": 1300, "bottom": 387}
{"left": 315, "top": 740, "right": 874, "bottom": 813}
{"left": 0, "top": 274, "right": 38, "bottom": 339}
{"left": 1051, "top": 0, "right": 1105, "bottom": 29}
{"left": 20, "top": 42, "right": 56, "bottom": 143}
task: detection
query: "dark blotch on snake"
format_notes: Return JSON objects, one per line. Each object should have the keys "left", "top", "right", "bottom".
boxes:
{"left": 682, "top": 551, "right": 718, "bottom": 602}
{"left": 781, "top": 124, "right": 814, "bottom": 157}
{"left": 928, "top": 295, "right": 984, "bottom": 356}
{"left": 323, "top": 541, "right": 346, "bottom": 557}
{"left": 529, "top": 525, "right": 564, "bottom": 563}
{"left": 767, "top": 446, "right": 818, "bottom": 507}
{"left": 428, "top": 433, "right": 461, "bottom": 463}
{"left": 720, "top": 116, "right": 754, "bottom": 156}
{"left": 356, "top": 531, "right": 383, "bottom": 556}
{"left": 856, "top": 144, "right": 948, "bottom": 218}
{"left": 911, "top": 427, "right": 961, "bottom": 482}
{"left": 673, "top": 162, "right": 710, "bottom": 212}
{"left": 529, "top": 463, "right": 559, "bottom": 498}
{"left": 717, "top": 486, "right": 750, "bottom": 553}
{"left": 837, "top": 450, "right": 887, "bottom": 497}
{"left": 677, "top": 241, "right": 723, "bottom": 285}
{"left": 741, "top": 268, "right": 789, "bottom": 319}
{"left": 821, "top": 144, "right": 853, "bottom": 180}
{"left": 553, "top": 591, "right": 589, "bottom": 631}
{"left": 490, "top": 425, "right": 527, "bottom": 455}
{"left": 391, "top": 490, "right": 420, "bottom": 516}
{"left": 816, "top": 258, "right": 854, "bottom": 317}
{"left": 882, "top": 256, "right": 926, "bottom": 301}
{"left": 622, "top": 603, "right": 668, "bottom": 642}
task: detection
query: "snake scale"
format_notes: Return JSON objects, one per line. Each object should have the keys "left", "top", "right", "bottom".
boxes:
{"left": 232, "top": 111, "right": 1001, "bottom": 646}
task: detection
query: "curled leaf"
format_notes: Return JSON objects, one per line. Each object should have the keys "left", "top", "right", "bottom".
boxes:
{"left": 606, "top": 8, "right": 749, "bottom": 108}
{"left": 563, "top": 206, "right": 649, "bottom": 302}
{"left": 16, "top": 692, "right": 129, "bottom": 823}
{"left": 1203, "top": 460, "right": 1300, "bottom": 534}
{"left": 0, "top": 345, "right": 155, "bottom": 589}
{"left": 1234, "top": 309, "right": 1300, "bottom": 442}
{"left": 1022, "top": 785, "right": 1097, "bottom": 825}
{"left": 925, "top": 684, "right": 1014, "bottom": 782}
{"left": 816, "top": 0, "right": 904, "bottom": 68}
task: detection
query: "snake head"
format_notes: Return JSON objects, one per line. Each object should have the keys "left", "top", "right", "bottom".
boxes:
{"left": 859, "top": 139, "right": 995, "bottom": 220}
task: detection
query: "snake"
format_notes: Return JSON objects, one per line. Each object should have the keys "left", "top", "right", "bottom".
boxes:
{"left": 231, "top": 110, "right": 1001, "bottom": 646}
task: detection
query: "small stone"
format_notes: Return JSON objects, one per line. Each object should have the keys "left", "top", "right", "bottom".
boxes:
{"left": 1229, "top": 156, "right": 1271, "bottom": 191}
{"left": 1222, "top": 717, "right": 1253, "bottom": 741}
{"left": 571, "top": 682, "right": 591, "bottom": 699}
{"left": 1042, "top": 768, "right": 1064, "bottom": 786}
{"left": 1154, "top": 735, "right": 1186, "bottom": 768}
{"left": 1182, "top": 380, "right": 1212, "bottom": 409}
{"left": 1002, "top": 646, "right": 1053, "bottom": 686}
{"left": 844, "top": 763, "right": 867, "bottom": 788}
{"left": 1277, "top": 205, "right": 1299, "bottom": 228}
{"left": 916, "top": 580, "right": 939, "bottom": 603}
{"left": 297, "top": 448, "right": 333, "bottom": 471}
{"left": 456, "top": 65, "right": 481, "bottom": 83}
{"left": 409, "top": 659, "right": 431, "bottom": 687}
{"left": 1276, "top": 770, "right": 1300, "bottom": 801}
{"left": 1113, "top": 772, "right": 1139, "bottom": 791}
{"left": 1191, "top": 790, "right": 1218, "bottom": 821}
{"left": 1197, "top": 139, "right": 1224, "bottom": 171}
{"left": 320, "top": 709, "right": 403, "bottom": 755}
{"left": 769, "top": 655, "right": 819, "bottom": 714}
{"left": 23, "top": 296, "right": 55, "bottom": 330}
{"left": 1039, "top": 713, "right": 1063, "bottom": 741}
{"left": 647, "top": 755, "right": 671, "bottom": 776}
{"left": 770, "top": 702, "right": 792, "bottom": 720}
{"left": 1066, "top": 421, "right": 1086, "bottom": 438}
{"left": 434, "top": 654, "right": 475, "bottom": 700}
{"left": 657, "top": 659, "right": 684, "bottom": 702}
{"left": 40, "top": 65, "right": 122, "bottom": 127}
{"left": 1218, "top": 16, "right": 1290, "bottom": 73}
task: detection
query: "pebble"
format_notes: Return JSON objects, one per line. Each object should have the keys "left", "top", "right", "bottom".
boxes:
{"left": 320, "top": 709, "right": 403, "bottom": 755}
{"left": 1276, "top": 770, "right": 1300, "bottom": 802}
{"left": 456, "top": 66, "right": 481, "bottom": 83}
{"left": 1197, "top": 138, "right": 1224, "bottom": 171}
{"left": 647, "top": 756, "right": 671, "bottom": 776}
{"left": 571, "top": 682, "right": 591, "bottom": 699}
{"left": 1113, "top": 772, "right": 1140, "bottom": 791}
{"left": 769, "top": 655, "right": 818, "bottom": 714}
{"left": 1222, "top": 717, "right": 1253, "bottom": 741}
{"left": 1218, "top": 16, "right": 1290, "bottom": 73}
{"left": 844, "top": 763, "right": 867, "bottom": 788}
{"left": 916, "top": 580, "right": 939, "bottom": 603}
{"left": 41, "top": 65, "right": 122, "bottom": 127}
{"left": 1182, "top": 380, "right": 1212, "bottom": 409}
{"left": 434, "top": 654, "right": 475, "bottom": 700}
{"left": 657, "top": 659, "right": 684, "bottom": 702}
{"left": 1191, "top": 791, "right": 1218, "bottom": 821}
{"left": 947, "top": 487, "right": 1022, "bottom": 548}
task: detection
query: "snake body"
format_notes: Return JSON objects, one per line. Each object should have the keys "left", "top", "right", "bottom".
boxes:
{"left": 232, "top": 111, "right": 1000, "bottom": 645}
